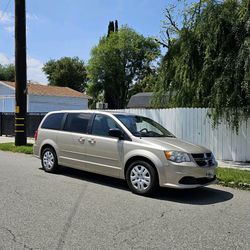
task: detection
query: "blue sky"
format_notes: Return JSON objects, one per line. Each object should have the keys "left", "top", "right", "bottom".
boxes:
{"left": 0, "top": 0, "right": 180, "bottom": 83}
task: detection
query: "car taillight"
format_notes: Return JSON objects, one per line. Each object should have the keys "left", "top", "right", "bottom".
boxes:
{"left": 34, "top": 129, "right": 38, "bottom": 141}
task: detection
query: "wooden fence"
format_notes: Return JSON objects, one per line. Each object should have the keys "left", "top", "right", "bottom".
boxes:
{"left": 115, "top": 108, "right": 250, "bottom": 162}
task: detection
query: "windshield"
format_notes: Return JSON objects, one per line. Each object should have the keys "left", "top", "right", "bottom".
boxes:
{"left": 114, "top": 114, "right": 175, "bottom": 138}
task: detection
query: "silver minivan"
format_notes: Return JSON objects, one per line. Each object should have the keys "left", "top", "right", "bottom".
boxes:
{"left": 33, "top": 110, "right": 217, "bottom": 195}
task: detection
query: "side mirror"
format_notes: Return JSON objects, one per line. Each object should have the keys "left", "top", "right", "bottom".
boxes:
{"left": 109, "top": 128, "right": 124, "bottom": 140}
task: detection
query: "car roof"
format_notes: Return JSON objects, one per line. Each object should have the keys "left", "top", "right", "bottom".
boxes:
{"left": 46, "top": 110, "right": 135, "bottom": 116}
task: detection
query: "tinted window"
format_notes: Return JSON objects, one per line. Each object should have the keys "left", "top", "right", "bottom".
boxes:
{"left": 63, "top": 113, "right": 91, "bottom": 134}
{"left": 92, "top": 114, "right": 120, "bottom": 137}
{"left": 41, "top": 113, "right": 65, "bottom": 130}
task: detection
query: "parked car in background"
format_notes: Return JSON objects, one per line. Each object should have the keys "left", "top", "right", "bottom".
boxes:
{"left": 33, "top": 110, "right": 217, "bottom": 195}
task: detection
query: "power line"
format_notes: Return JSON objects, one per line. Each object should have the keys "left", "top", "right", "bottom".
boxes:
{"left": 0, "top": 0, "right": 12, "bottom": 21}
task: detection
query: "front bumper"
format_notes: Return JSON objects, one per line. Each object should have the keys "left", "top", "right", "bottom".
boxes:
{"left": 159, "top": 161, "right": 217, "bottom": 189}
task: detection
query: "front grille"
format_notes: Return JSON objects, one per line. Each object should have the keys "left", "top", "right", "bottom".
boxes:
{"left": 179, "top": 176, "right": 216, "bottom": 185}
{"left": 191, "top": 153, "right": 214, "bottom": 167}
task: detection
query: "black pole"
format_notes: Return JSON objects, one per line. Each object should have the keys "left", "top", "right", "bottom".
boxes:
{"left": 0, "top": 112, "right": 2, "bottom": 136}
{"left": 15, "top": 0, "right": 27, "bottom": 146}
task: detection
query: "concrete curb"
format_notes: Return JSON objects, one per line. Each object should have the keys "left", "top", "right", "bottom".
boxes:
{"left": 218, "top": 160, "right": 250, "bottom": 170}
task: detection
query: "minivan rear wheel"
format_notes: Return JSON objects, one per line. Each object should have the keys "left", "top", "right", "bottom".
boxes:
{"left": 41, "top": 147, "right": 58, "bottom": 173}
{"left": 126, "top": 160, "right": 158, "bottom": 196}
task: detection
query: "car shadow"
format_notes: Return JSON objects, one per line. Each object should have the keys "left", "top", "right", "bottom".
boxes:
{"left": 43, "top": 167, "right": 234, "bottom": 205}
{"left": 58, "top": 166, "right": 129, "bottom": 190}
{"left": 153, "top": 186, "right": 233, "bottom": 205}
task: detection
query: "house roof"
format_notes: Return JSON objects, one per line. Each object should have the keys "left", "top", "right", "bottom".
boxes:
{"left": 0, "top": 81, "right": 90, "bottom": 99}
{"left": 127, "top": 92, "right": 154, "bottom": 108}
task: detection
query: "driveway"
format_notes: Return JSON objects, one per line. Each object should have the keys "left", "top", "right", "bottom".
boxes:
{"left": 0, "top": 151, "right": 249, "bottom": 250}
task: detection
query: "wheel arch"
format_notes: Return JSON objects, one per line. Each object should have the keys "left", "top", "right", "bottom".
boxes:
{"left": 124, "top": 155, "right": 160, "bottom": 185}
{"left": 40, "top": 141, "right": 58, "bottom": 159}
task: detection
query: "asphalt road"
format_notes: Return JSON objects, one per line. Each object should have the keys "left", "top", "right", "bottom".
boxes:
{"left": 0, "top": 151, "right": 250, "bottom": 250}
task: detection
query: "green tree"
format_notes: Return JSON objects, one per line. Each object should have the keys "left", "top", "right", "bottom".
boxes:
{"left": 87, "top": 26, "right": 160, "bottom": 108}
{"left": 42, "top": 57, "right": 87, "bottom": 92}
{"left": 108, "top": 21, "right": 114, "bottom": 37}
{"left": 115, "top": 20, "right": 119, "bottom": 32}
{"left": 0, "top": 64, "right": 15, "bottom": 81}
{"left": 154, "top": 0, "right": 250, "bottom": 131}
{"left": 107, "top": 20, "right": 118, "bottom": 37}
{"left": 128, "top": 69, "right": 159, "bottom": 99}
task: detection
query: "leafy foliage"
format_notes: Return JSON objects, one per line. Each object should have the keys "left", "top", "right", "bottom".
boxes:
{"left": 87, "top": 26, "right": 160, "bottom": 108}
{"left": 154, "top": 0, "right": 250, "bottom": 131}
{"left": 42, "top": 57, "right": 87, "bottom": 92}
{"left": 0, "top": 64, "right": 15, "bottom": 81}
{"left": 128, "top": 71, "right": 159, "bottom": 100}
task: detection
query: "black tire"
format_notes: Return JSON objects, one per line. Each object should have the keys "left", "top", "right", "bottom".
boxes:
{"left": 126, "top": 160, "right": 158, "bottom": 196}
{"left": 41, "top": 147, "right": 59, "bottom": 173}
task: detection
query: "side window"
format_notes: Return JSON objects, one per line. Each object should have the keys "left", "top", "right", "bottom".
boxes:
{"left": 91, "top": 114, "right": 119, "bottom": 137}
{"left": 63, "top": 113, "right": 91, "bottom": 134}
{"left": 41, "top": 113, "right": 65, "bottom": 130}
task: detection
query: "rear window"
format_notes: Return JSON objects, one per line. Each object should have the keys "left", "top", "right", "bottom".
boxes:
{"left": 63, "top": 113, "right": 91, "bottom": 134}
{"left": 41, "top": 113, "right": 65, "bottom": 130}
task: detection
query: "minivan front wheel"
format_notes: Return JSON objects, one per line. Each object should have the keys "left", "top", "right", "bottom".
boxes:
{"left": 41, "top": 147, "right": 58, "bottom": 173}
{"left": 126, "top": 160, "right": 158, "bottom": 195}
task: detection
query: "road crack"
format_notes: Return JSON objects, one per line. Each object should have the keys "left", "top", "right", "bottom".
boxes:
{"left": 56, "top": 185, "right": 87, "bottom": 250}
{"left": 112, "top": 210, "right": 169, "bottom": 248}
{"left": 112, "top": 216, "right": 150, "bottom": 248}
{"left": 0, "top": 227, "right": 36, "bottom": 250}
{"left": 14, "top": 188, "right": 22, "bottom": 197}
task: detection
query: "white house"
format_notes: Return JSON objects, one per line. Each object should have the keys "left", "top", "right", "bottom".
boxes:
{"left": 0, "top": 81, "right": 89, "bottom": 112}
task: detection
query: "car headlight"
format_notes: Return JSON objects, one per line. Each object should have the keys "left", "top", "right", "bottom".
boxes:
{"left": 165, "top": 151, "right": 191, "bottom": 163}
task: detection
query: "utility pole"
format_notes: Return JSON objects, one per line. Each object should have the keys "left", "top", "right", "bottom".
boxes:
{"left": 15, "top": 0, "right": 27, "bottom": 146}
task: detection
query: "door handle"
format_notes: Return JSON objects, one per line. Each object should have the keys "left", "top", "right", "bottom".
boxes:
{"left": 78, "top": 137, "right": 85, "bottom": 143}
{"left": 88, "top": 138, "right": 96, "bottom": 144}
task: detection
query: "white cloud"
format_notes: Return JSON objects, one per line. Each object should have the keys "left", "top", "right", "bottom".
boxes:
{"left": 4, "top": 25, "right": 14, "bottom": 33}
{"left": 26, "top": 13, "right": 39, "bottom": 21}
{"left": 0, "top": 52, "right": 48, "bottom": 84}
{"left": 0, "top": 10, "right": 12, "bottom": 24}
{"left": 27, "top": 57, "right": 47, "bottom": 84}
{"left": 0, "top": 52, "right": 12, "bottom": 65}
{"left": 0, "top": 10, "right": 39, "bottom": 34}
{"left": 0, "top": 10, "right": 14, "bottom": 33}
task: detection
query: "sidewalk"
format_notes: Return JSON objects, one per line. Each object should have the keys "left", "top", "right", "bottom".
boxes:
{"left": 218, "top": 160, "right": 250, "bottom": 170}
{"left": 0, "top": 136, "right": 34, "bottom": 144}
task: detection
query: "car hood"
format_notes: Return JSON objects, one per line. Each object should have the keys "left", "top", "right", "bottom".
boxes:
{"left": 141, "top": 137, "right": 210, "bottom": 153}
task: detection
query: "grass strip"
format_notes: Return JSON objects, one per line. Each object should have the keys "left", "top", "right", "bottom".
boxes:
{"left": 216, "top": 167, "right": 250, "bottom": 190}
{"left": 0, "top": 142, "right": 33, "bottom": 154}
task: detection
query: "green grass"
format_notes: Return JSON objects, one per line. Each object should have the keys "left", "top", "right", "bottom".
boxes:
{"left": 0, "top": 143, "right": 33, "bottom": 154}
{"left": 216, "top": 167, "right": 250, "bottom": 190}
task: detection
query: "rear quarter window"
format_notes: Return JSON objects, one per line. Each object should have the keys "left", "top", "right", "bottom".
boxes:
{"left": 41, "top": 113, "right": 65, "bottom": 130}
